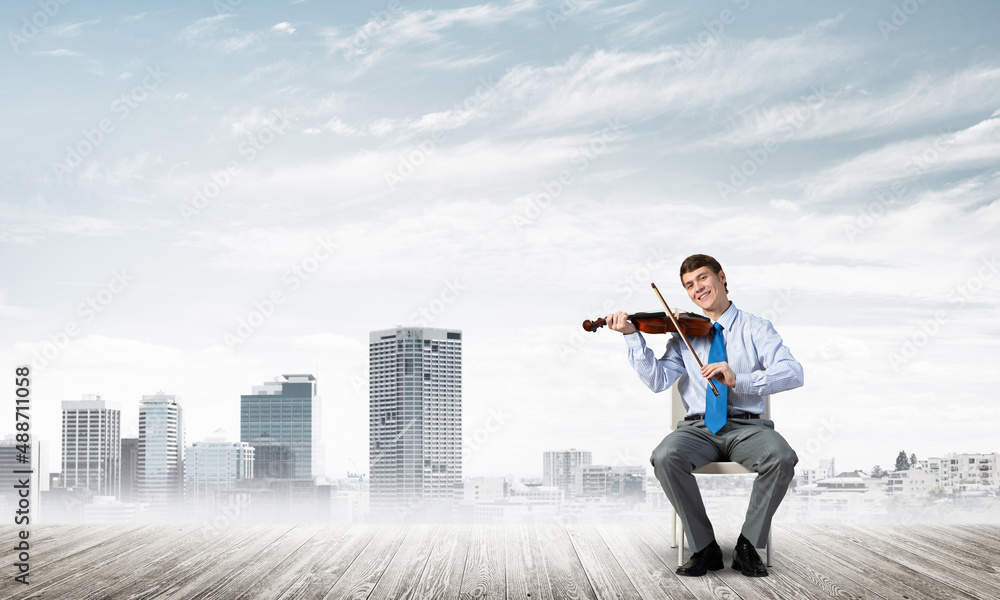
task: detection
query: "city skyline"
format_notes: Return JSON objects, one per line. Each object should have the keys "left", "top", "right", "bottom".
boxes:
{"left": 2, "top": 0, "right": 999, "bottom": 482}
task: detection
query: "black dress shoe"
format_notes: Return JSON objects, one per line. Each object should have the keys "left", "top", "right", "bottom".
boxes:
{"left": 676, "top": 540, "right": 724, "bottom": 577}
{"left": 731, "top": 534, "right": 768, "bottom": 577}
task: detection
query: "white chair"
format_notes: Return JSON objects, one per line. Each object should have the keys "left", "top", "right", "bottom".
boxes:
{"left": 668, "top": 384, "right": 772, "bottom": 567}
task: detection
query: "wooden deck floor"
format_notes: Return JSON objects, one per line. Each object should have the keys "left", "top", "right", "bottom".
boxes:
{"left": 2, "top": 522, "right": 998, "bottom": 599}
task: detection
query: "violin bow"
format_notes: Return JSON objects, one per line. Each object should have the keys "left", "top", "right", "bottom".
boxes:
{"left": 650, "top": 282, "right": 720, "bottom": 397}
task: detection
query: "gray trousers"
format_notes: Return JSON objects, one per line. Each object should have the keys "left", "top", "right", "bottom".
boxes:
{"left": 649, "top": 418, "right": 797, "bottom": 552}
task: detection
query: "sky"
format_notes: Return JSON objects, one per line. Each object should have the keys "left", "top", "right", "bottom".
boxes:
{"left": 2, "top": 0, "right": 999, "bottom": 483}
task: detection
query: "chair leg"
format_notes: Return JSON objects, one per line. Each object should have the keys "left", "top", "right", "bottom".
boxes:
{"left": 670, "top": 508, "right": 677, "bottom": 548}
{"left": 766, "top": 529, "right": 772, "bottom": 567}
{"left": 677, "top": 519, "right": 685, "bottom": 567}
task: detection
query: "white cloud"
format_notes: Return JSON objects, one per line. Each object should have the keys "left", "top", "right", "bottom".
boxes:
{"left": 52, "top": 19, "right": 101, "bottom": 37}
{"left": 33, "top": 49, "right": 84, "bottom": 57}
{"left": 324, "top": 0, "right": 537, "bottom": 73}
{"left": 797, "top": 114, "right": 1000, "bottom": 203}
{"left": 701, "top": 66, "right": 1000, "bottom": 149}
{"left": 272, "top": 22, "right": 296, "bottom": 34}
{"left": 483, "top": 32, "right": 851, "bottom": 134}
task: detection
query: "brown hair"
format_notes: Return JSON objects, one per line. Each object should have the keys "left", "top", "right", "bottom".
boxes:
{"left": 679, "top": 254, "right": 727, "bottom": 292}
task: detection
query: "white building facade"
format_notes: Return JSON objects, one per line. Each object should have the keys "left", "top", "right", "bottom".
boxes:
{"left": 185, "top": 429, "right": 254, "bottom": 515}
{"left": 138, "top": 392, "right": 184, "bottom": 514}
{"left": 61, "top": 396, "right": 121, "bottom": 498}
{"left": 369, "top": 327, "right": 463, "bottom": 520}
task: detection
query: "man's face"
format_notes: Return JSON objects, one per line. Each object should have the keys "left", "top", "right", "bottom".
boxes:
{"left": 682, "top": 266, "right": 728, "bottom": 313}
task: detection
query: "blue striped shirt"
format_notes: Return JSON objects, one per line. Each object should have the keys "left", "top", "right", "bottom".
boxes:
{"left": 623, "top": 302, "right": 803, "bottom": 415}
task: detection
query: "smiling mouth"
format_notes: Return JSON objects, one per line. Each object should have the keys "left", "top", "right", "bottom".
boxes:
{"left": 697, "top": 291, "right": 711, "bottom": 301}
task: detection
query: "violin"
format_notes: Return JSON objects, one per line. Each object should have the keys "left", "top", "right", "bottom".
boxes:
{"left": 587, "top": 283, "right": 720, "bottom": 397}
{"left": 582, "top": 311, "right": 712, "bottom": 336}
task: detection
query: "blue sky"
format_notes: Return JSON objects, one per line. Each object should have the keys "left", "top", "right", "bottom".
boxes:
{"left": 2, "top": 0, "right": 999, "bottom": 481}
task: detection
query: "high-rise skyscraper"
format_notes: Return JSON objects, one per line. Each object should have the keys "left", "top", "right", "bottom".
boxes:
{"left": 61, "top": 396, "right": 121, "bottom": 498}
{"left": 240, "top": 374, "right": 323, "bottom": 481}
{"left": 1, "top": 438, "right": 49, "bottom": 520}
{"left": 543, "top": 449, "right": 593, "bottom": 501}
{"left": 120, "top": 438, "right": 138, "bottom": 503}
{"left": 138, "top": 392, "right": 184, "bottom": 513}
{"left": 185, "top": 428, "right": 254, "bottom": 515}
{"left": 369, "top": 327, "right": 463, "bottom": 520}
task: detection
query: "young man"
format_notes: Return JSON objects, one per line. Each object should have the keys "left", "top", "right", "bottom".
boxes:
{"left": 607, "top": 254, "right": 803, "bottom": 577}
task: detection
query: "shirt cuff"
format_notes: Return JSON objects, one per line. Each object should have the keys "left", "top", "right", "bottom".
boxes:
{"left": 623, "top": 331, "right": 645, "bottom": 349}
{"left": 734, "top": 373, "right": 753, "bottom": 394}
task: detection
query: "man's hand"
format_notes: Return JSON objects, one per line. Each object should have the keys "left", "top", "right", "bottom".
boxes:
{"left": 607, "top": 311, "right": 636, "bottom": 335}
{"left": 701, "top": 361, "right": 736, "bottom": 387}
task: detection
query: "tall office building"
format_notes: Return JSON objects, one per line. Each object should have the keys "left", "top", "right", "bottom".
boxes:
{"left": 369, "top": 327, "right": 463, "bottom": 520}
{"left": 240, "top": 374, "right": 323, "bottom": 481}
{"left": 138, "top": 392, "right": 184, "bottom": 512}
{"left": 120, "top": 438, "right": 139, "bottom": 503}
{"left": 1, "top": 439, "right": 49, "bottom": 520}
{"left": 61, "top": 396, "right": 121, "bottom": 497}
{"left": 543, "top": 449, "right": 593, "bottom": 501}
{"left": 185, "top": 429, "right": 254, "bottom": 515}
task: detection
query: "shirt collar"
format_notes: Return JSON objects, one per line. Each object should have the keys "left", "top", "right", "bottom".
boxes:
{"left": 713, "top": 301, "right": 737, "bottom": 332}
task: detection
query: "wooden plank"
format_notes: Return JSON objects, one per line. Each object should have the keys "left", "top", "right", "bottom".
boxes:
{"left": 565, "top": 524, "right": 643, "bottom": 600}
{"left": 595, "top": 524, "right": 700, "bottom": 600}
{"left": 190, "top": 525, "right": 323, "bottom": 600}
{"left": 122, "top": 525, "right": 294, "bottom": 599}
{"left": 533, "top": 520, "right": 598, "bottom": 600}
{"left": 505, "top": 524, "right": 554, "bottom": 600}
{"left": 320, "top": 525, "right": 409, "bottom": 600}
{"left": 458, "top": 524, "right": 506, "bottom": 600}
{"left": 782, "top": 523, "right": 959, "bottom": 600}
{"left": 795, "top": 524, "right": 984, "bottom": 600}
{"left": 409, "top": 524, "right": 471, "bottom": 600}
{"left": 228, "top": 525, "right": 351, "bottom": 600}
{"left": 754, "top": 524, "right": 889, "bottom": 600}
{"left": 76, "top": 525, "right": 216, "bottom": 600}
{"left": 1, "top": 524, "right": 184, "bottom": 599}
{"left": 842, "top": 524, "right": 1000, "bottom": 599}
{"left": 866, "top": 524, "right": 1000, "bottom": 576}
{"left": 712, "top": 522, "right": 876, "bottom": 600}
{"left": 367, "top": 525, "right": 438, "bottom": 600}
{"left": 7, "top": 523, "right": 1000, "bottom": 600}
{"left": 936, "top": 523, "right": 1000, "bottom": 555}
{"left": 276, "top": 525, "right": 380, "bottom": 600}
{"left": 629, "top": 522, "right": 743, "bottom": 600}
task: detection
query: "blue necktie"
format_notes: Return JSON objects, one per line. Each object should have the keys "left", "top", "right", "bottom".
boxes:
{"left": 705, "top": 322, "right": 728, "bottom": 434}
